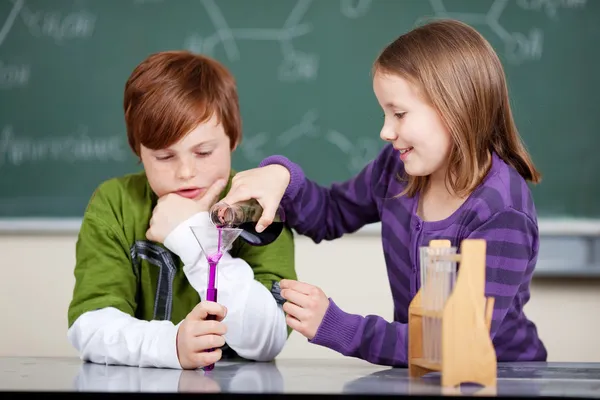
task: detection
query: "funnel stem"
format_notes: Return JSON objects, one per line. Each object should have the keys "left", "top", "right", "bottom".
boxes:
{"left": 207, "top": 262, "right": 218, "bottom": 296}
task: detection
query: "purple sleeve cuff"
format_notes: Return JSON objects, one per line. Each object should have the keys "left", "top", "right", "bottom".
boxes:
{"left": 259, "top": 155, "right": 305, "bottom": 202}
{"left": 309, "top": 298, "right": 361, "bottom": 356}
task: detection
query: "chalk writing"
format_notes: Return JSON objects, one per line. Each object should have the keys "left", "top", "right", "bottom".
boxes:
{"left": 418, "top": 0, "right": 551, "bottom": 64}
{"left": 0, "top": 0, "right": 27, "bottom": 89}
{"left": 0, "top": 62, "right": 29, "bottom": 89}
{"left": 19, "top": 5, "right": 96, "bottom": 43}
{"left": 0, "top": 0, "right": 96, "bottom": 91}
{"left": 0, "top": 126, "right": 127, "bottom": 166}
{"left": 517, "top": 0, "right": 587, "bottom": 19}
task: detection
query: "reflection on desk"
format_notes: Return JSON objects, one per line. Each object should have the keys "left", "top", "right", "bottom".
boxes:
{"left": 1, "top": 357, "right": 600, "bottom": 397}
{"left": 75, "top": 359, "right": 283, "bottom": 393}
{"left": 343, "top": 363, "right": 600, "bottom": 397}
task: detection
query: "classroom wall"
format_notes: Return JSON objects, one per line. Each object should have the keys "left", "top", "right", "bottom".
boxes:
{"left": 1, "top": 232, "right": 598, "bottom": 362}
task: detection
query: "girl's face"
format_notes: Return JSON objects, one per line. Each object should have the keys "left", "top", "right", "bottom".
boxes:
{"left": 373, "top": 71, "right": 452, "bottom": 183}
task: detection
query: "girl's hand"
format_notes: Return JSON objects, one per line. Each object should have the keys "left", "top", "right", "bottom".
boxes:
{"left": 220, "top": 165, "right": 290, "bottom": 232}
{"left": 280, "top": 279, "right": 329, "bottom": 340}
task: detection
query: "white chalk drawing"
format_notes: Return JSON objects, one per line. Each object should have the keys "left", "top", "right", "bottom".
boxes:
{"left": 0, "top": 125, "right": 128, "bottom": 166}
{"left": 0, "top": 0, "right": 96, "bottom": 90}
{"left": 276, "top": 109, "right": 319, "bottom": 147}
{"left": 184, "top": 0, "right": 315, "bottom": 82}
{"left": 340, "top": 0, "right": 373, "bottom": 19}
{"left": 238, "top": 110, "right": 320, "bottom": 162}
{"left": 516, "top": 0, "right": 587, "bottom": 19}
{"left": 0, "top": 61, "right": 29, "bottom": 89}
{"left": 0, "top": 0, "right": 590, "bottom": 174}
{"left": 242, "top": 111, "right": 378, "bottom": 173}
{"left": 185, "top": 0, "right": 370, "bottom": 82}
{"left": 0, "top": 0, "right": 23, "bottom": 48}
{"left": 19, "top": 3, "right": 96, "bottom": 43}
{"left": 239, "top": 132, "right": 270, "bottom": 163}
{"left": 0, "top": 0, "right": 27, "bottom": 89}
{"left": 417, "top": 0, "right": 560, "bottom": 64}
{"left": 325, "top": 130, "right": 380, "bottom": 173}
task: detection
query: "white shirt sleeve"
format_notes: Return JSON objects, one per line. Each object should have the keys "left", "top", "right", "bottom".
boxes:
{"left": 67, "top": 307, "right": 182, "bottom": 369}
{"left": 163, "top": 212, "right": 288, "bottom": 362}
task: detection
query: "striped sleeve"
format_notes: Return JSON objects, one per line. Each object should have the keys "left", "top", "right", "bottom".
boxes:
{"left": 309, "top": 299, "right": 408, "bottom": 366}
{"left": 466, "top": 208, "right": 538, "bottom": 345}
{"left": 259, "top": 146, "right": 393, "bottom": 243}
{"left": 307, "top": 209, "right": 538, "bottom": 366}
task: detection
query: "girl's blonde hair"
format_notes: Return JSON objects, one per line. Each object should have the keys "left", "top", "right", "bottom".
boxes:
{"left": 373, "top": 19, "right": 541, "bottom": 197}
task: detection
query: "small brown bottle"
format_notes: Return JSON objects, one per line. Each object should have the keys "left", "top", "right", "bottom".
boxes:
{"left": 209, "top": 199, "right": 284, "bottom": 246}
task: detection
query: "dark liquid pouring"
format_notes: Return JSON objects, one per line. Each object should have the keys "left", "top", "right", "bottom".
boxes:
{"left": 237, "top": 221, "right": 284, "bottom": 246}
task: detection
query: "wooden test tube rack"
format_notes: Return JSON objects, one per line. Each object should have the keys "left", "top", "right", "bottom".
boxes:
{"left": 408, "top": 239, "right": 497, "bottom": 388}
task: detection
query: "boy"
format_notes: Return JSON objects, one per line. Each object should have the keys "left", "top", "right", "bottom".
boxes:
{"left": 67, "top": 51, "right": 297, "bottom": 369}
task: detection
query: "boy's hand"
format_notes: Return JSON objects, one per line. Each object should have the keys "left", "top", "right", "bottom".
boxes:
{"left": 146, "top": 179, "right": 226, "bottom": 243}
{"left": 280, "top": 279, "right": 329, "bottom": 340}
{"left": 176, "top": 301, "right": 228, "bottom": 370}
{"left": 220, "top": 165, "right": 290, "bottom": 233}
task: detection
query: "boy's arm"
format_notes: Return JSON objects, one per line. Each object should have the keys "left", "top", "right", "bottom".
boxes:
{"left": 67, "top": 190, "right": 181, "bottom": 369}
{"left": 258, "top": 144, "right": 395, "bottom": 243}
{"left": 164, "top": 212, "right": 296, "bottom": 361}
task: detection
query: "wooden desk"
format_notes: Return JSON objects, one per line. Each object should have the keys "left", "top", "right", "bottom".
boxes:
{"left": 0, "top": 356, "right": 599, "bottom": 398}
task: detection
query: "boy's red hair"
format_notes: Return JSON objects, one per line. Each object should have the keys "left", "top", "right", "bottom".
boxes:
{"left": 124, "top": 51, "right": 241, "bottom": 156}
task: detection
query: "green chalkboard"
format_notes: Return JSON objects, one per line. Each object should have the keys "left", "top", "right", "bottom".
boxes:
{"left": 0, "top": 0, "right": 599, "bottom": 221}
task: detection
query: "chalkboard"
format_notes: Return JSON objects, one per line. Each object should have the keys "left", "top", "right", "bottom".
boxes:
{"left": 1, "top": 0, "right": 599, "bottom": 222}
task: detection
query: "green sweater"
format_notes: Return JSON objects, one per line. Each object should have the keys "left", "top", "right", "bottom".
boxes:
{"left": 68, "top": 170, "right": 296, "bottom": 361}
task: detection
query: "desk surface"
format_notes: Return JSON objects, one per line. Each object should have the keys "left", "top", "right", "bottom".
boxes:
{"left": 1, "top": 357, "right": 599, "bottom": 398}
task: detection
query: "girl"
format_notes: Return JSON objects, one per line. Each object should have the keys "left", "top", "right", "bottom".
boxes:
{"left": 222, "top": 19, "right": 547, "bottom": 365}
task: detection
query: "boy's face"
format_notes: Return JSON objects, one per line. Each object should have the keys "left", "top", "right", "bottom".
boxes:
{"left": 140, "top": 114, "right": 234, "bottom": 201}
